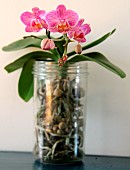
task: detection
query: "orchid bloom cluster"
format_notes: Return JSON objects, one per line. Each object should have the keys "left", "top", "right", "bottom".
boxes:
{"left": 20, "top": 4, "right": 91, "bottom": 66}
{"left": 2, "top": 4, "right": 126, "bottom": 102}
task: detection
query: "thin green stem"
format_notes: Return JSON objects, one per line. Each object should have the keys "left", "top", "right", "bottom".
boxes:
{"left": 63, "top": 34, "right": 69, "bottom": 56}
{"left": 46, "top": 30, "right": 51, "bottom": 39}
{"left": 23, "top": 35, "right": 43, "bottom": 40}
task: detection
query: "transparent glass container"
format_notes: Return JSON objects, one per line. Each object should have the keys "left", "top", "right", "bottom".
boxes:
{"left": 33, "top": 61, "right": 88, "bottom": 164}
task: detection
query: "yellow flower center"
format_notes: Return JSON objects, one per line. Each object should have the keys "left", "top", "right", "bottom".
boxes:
{"left": 57, "top": 20, "right": 69, "bottom": 32}
{"left": 32, "top": 20, "right": 44, "bottom": 29}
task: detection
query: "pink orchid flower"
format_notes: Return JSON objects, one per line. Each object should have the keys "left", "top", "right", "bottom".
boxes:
{"left": 68, "top": 19, "right": 91, "bottom": 43}
{"left": 20, "top": 7, "right": 48, "bottom": 32}
{"left": 45, "top": 4, "right": 79, "bottom": 33}
{"left": 41, "top": 38, "right": 55, "bottom": 50}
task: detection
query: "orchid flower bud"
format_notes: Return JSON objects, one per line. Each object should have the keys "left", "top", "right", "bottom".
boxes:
{"left": 41, "top": 38, "right": 55, "bottom": 50}
{"left": 74, "top": 43, "right": 82, "bottom": 54}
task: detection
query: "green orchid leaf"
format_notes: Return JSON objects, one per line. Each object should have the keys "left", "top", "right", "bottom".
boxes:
{"left": 18, "top": 59, "right": 34, "bottom": 102}
{"left": 2, "top": 35, "right": 47, "bottom": 51}
{"left": 4, "top": 51, "right": 54, "bottom": 73}
{"left": 54, "top": 40, "right": 66, "bottom": 55}
{"left": 68, "top": 29, "right": 116, "bottom": 57}
{"left": 82, "top": 29, "right": 116, "bottom": 50}
{"left": 67, "top": 52, "right": 126, "bottom": 78}
{"left": 50, "top": 48, "right": 61, "bottom": 59}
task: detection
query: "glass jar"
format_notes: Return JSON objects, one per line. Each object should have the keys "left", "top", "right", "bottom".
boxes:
{"left": 33, "top": 61, "right": 88, "bottom": 164}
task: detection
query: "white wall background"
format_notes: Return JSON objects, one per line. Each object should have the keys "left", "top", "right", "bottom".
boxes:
{"left": 0, "top": 0, "right": 130, "bottom": 156}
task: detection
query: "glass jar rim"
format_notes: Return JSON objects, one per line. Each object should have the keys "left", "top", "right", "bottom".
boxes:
{"left": 33, "top": 60, "right": 88, "bottom": 77}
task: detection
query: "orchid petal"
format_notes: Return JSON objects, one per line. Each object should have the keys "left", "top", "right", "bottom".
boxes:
{"left": 56, "top": 4, "right": 66, "bottom": 19}
{"left": 26, "top": 25, "right": 42, "bottom": 32}
{"left": 81, "top": 24, "right": 91, "bottom": 35}
{"left": 37, "top": 10, "right": 46, "bottom": 18}
{"left": 77, "top": 19, "right": 84, "bottom": 27}
{"left": 25, "top": 26, "right": 35, "bottom": 32}
{"left": 65, "top": 10, "right": 79, "bottom": 26}
{"left": 20, "top": 12, "right": 34, "bottom": 25}
{"left": 68, "top": 31, "right": 74, "bottom": 38}
{"left": 32, "top": 7, "right": 40, "bottom": 13}
{"left": 48, "top": 27, "right": 58, "bottom": 33}
{"left": 46, "top": 10, "right": 59, "bottom": 27}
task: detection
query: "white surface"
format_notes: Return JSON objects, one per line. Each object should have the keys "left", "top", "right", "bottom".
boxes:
{"left": 0, "top": 0, "right": 130, "bottom": 156}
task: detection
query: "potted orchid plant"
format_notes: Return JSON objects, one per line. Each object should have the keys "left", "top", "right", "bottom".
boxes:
{"left": 2, "top": 4, "right": 126, "bottom": 164}
{"left": 2, "top": 4, "right": 126, "bottom": 101}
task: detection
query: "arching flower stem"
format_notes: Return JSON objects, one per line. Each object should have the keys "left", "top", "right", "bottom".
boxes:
{"left": 63, "top": 34, "right": 69, "bottom": 56}
{"left": 46, "top": 30, "right": 51, "bottom": 39}
{"left": 23, "top": 35, "right": 43, "bottom": 40}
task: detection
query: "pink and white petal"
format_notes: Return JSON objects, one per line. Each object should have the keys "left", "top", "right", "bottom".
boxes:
{"left": 66, "top": 10, "right": 79, "bottom": 25}
{"left": 81, "top": 24, "right": 91, "bottom": 35}
{"left": 73, "top": 31, "right": 86, "bottom": 43}
{"left": 80, "top": 37, "right": 86, "bottom": 43}
{"left": 67, "top": 31, "right": 74, "bottom": 38}
{"left": 46, "top": 10, "right": 59, "bottom": 27}
{"left": 25, "top": 26, "right": 34, "bottom": 32}
{"left": 32, "top": 7, "right": 40, "bottom": 13}
{"left": 67, "top": 25, "right": 77, "bottom": 32}
{"left": 32, "top": 27, "right": 42, "bottom": 32}
{"left": 49, "top": 21, "right": 57, "bottom": 28}
{"left": 37, "top": 10, "right": 46, "bottom": 18}
{"left": 41, "top": 20, "right": 48, "bottom": 29}
{"left": 77, "top": 19, "right": 84, "bottom": 27}
{"left": 48, "top": 26, "right": 58, "bottom": 32}
{"left": 75, "top": 37, "right": 86, "bottom": 43}
{"left": 26, "top": 24, "right": 43, "bottom": 32}
{"left": 56, "top": 4, "right": 66, "bottom": 19}
{"left": 20, "top": 12, "right": 34, "bottom": 25}
{"left": 65, "top": 10, "right": 79, "bottom": 26}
